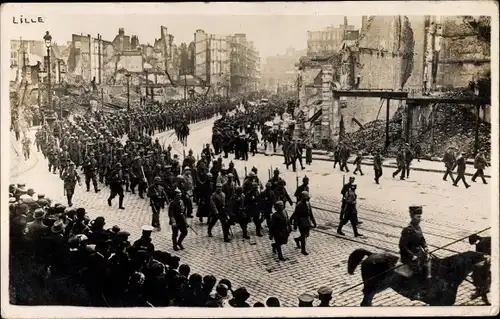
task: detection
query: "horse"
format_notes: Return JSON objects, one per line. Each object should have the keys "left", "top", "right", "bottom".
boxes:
{"left": 347, "top": 248, "right": 488, "bottom": 306}
{"left": 469, "top": 234, "right": 491, "bottom": 305}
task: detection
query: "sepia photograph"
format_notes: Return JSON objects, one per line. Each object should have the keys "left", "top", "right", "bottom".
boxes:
{"left": 1, "top": 2, "right": 498, "bottom": 318}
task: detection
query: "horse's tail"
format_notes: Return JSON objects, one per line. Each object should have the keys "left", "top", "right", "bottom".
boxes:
{"left": 348, "top": 249, "right": 372, "bottom": 275}
{"left": 469, "top": 234, "right": 481, "bottom": 245}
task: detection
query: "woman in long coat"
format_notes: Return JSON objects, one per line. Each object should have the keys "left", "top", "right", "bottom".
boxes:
{"left": 269, "top": 201, "right": 291, "bottom": 261}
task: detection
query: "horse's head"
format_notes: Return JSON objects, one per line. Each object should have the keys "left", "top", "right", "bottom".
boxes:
{"left": 442, "top": 251, "right": 488, "bottom": 281}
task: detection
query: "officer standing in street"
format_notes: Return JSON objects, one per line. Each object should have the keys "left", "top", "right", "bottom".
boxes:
{"left": 61, "top": 162, "right": 81, "bottom": 207}
{"left": 148, "top": 176, "right": 167, "bottom": 231}
{"left": 107, "top": 163, "right": 126, "bottom": 209}
{"left": 82, "top": 153, "right": 101, "bottom": 193}
{"left": 169, "top": 188, "right": 189, "bottom": 251}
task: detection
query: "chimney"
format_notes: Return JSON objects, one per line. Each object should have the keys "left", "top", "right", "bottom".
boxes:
{"left": 361, "top": 16, "right": 368, "bottom": 31}
{"left": 119, "top": 28, "right": 125, "bottom": 36}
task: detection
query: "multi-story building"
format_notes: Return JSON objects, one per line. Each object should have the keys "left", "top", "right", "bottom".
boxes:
{"left": 307, "top": 17, "right": 356, "bottom": 56}
{"left": 194, "top": 30, "right": 231, "bottom": 94}
{"left": 261, "top": 47, "right": 306, "bottom": 92}
{"left": 228, "top": 33, "right": 261, "bottom": 94}
{"left": 10, "top": 39, "right": 45, "bottom": 68}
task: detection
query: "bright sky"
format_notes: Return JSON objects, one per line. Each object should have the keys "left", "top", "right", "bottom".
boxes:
{"left": 3, "top": 4, "right": 362, "bottom": 58}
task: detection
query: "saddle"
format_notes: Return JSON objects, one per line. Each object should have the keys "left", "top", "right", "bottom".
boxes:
{"left": 394, "top": 261, "right": 414, "bottom": 278}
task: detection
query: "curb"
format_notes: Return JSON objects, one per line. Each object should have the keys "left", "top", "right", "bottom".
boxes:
{"left": 255, "top": 151, "right": 491, "bottom": 179}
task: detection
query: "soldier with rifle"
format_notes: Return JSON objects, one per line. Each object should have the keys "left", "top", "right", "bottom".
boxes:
{"left": 209, "top": 183, "right": 231, "bottom": 242}
{"left": 148, "top": 176, "right": 168, "bottom": 231}
{"left": 61, "top": 162, "right": 81, "bottom": 207}
{"left": 169, "top": 188, "right": 189, "bottom": 251}
{"left": 107, "top": 162, "right": 126, "bottom": 210}
{"left": 82, "top": 151, "right": 101, "bottom": 193}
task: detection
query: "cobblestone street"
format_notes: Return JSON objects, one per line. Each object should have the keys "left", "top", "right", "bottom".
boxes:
{"left": 9, "top": 118, "right": 491, "bottom": 307}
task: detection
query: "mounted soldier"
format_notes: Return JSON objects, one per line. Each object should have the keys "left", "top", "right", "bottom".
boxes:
{"left": 398, "top": 206, "right": 431, "bottom": 280}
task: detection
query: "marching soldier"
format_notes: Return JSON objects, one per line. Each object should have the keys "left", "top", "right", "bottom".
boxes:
{"left": 22, "top": 135, "right": 31, "bottom": 160}
{"left": 269, "top": 200, "right": 291, "bottom": 261}
{"left": 148, "top": 176, "right": 167, "bottom": 230}
{"left": 333, "top": 144, "right": 341, "bottom": 169}
{"left": 337, "top": 184, "right": 363, "bottom": 237}
{"left": 107, "top": 163, "right": 126, "bottom": 210}
{"left": 404, "top": 143, "right": 414, "bottom": 179}
{"left": 392, "top": 146, "right": 406, "bottom": 180}
{"left": 353, "top": 152, "right": 364, "bottom": 175}
{"left": 294, "top": 176, "right": 309, "bottom": 203}
{"left": 442, "top": 147, "right": 456, "bottom": 182}
{"left": 246, "top": 181, "right": 263, "bottom": 237}
{"left": 340, "top": 144, "right": 350, "bottom": 172}
{"left": 82, "top": 153, "right": 101, "bottom": 193}
{"left": 373, "top": 150, "right": 383, "bottom": 184}
{"left": 452, "top": 152, "right": 470, "bottom": 188}
{"left": 259, "top": 182, "right": 276, "bottom": 229}
{"left": 209, "top": 183, "right": 231, "bottom": 242}
{"left": 61, "top": 162, "right": 81, "bottom": 207}
{"left": 169, "top": 188, "right": 189, "bottom": 251}
{"left": 290, "top": 191, "right": 316, "bottom": 256}
{"left": 472, "top": 150, "right": 488, "bottom": 184}
{"left": 229, "top": 186, "right": 250, "bottom": 239}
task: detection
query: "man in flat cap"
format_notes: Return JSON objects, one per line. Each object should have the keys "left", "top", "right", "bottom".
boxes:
{"left": 399, "top": 205, "right": 431, "bottom": 279}
{"left": 317, "top": 286, "right": 333, "bottom": 307}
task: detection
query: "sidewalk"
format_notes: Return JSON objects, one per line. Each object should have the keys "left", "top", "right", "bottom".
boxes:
{"left": 256, "top": 148, "right": 491, "bottom": 178}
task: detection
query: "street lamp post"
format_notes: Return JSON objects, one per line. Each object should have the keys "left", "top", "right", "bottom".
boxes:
{"left": 125, "top": 72, "right": 131, "bottom": 134}
{"left": 125, "top": 73, "right": 131, "bottom": 112}
{"left": 43, "top": 31, "right": 52, "bottom": 113}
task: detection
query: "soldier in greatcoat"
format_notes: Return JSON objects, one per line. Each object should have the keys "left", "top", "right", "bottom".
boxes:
{"left": 472, "top": 150, "right": 488, "bottom": 184}
{"left": 169, "top": 188, "right": 189, "bottom": 251}
{"left": 269, "top": 200, "right": 291, "bottom": 261}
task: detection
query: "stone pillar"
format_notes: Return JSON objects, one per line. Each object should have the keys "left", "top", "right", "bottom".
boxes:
{"left": 331, "top": 94, "right": 340, "bottom": 143}
{"left": 320, "top": 65, "right": 333, "bottom": 146}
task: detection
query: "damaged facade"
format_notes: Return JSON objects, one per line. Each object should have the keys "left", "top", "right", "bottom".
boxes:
{"left": 298, "top": 15, "right": 491, "bottom": 152}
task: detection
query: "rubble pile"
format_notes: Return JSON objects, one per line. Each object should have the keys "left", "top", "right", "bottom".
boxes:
{"left": 341, "top": 99, "right": 491, "bottom": 159}
{"left": 341, "top": 105, "right": 404, "bottom": 156}
{"left": 416, "top": 104, "right": 491, "bottom": 159}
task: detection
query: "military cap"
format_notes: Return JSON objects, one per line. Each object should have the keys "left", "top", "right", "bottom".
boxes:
{"left": 207, "top": 172, "right": 213, "bottom": 177}
{"left": 318, "top": 286, "right": 333, "bottom": 296}
{"left": 142, "top": 225, "right": 154, "bottom": 232}
{"left": 111, "top": 225, "right": 121, "bottom": 233}
{"left": 37, "top": 193, "right": 45, "bottom": 198}
{"left": 134, "top": 156, "right": 141, "bottom": 161}
{"left": 301, "top": 191, "right": 310, "bottom": 198}
{"left": 248, "top": 171, "right": 256, "bottom": 177}
{"left": 33, "top": 208, "right": 46, "bottom": 220}
{"left": 251, "top": 166, "right": 258, "bottom": 172}
{"left": 303, "top": 176, "right": 309, "bottom": 181}
{"left": 274, "top": 168, "right": 280, "bottom": 173}
{"left": 409, "top": 205, "right": 423, "bottom": 216}
{"left": 298, "top": 292, "right": 314, "bottom": 304}
{"left": 216, "top": 182, "right": 223, "bottom": 187}
{"left": 274, "top": 200, "right": 284, "bottom": 208}
{"left": 154, "top": 176, "right": 162, "bottom": 182}
{"left": 233, "top": 287, "right": 250, "bottom": 300}
{"left": 9, "top": 197, "right": 16, "bottom": 203}
{"left": 165, "top": 165, "right": 172, "bottom": 169}
{"left": 227, "top": 173, "right": 234, "bottom": 177}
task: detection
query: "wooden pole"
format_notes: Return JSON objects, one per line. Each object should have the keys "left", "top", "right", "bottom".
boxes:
{"left": 430, "top": 103, "right": 435, "bottom": 154}
{"left": 384, "top": 98, "right": 390, "bottom": 150}
{"left": 474, "top": 104, "right": 480, "bottom": 156}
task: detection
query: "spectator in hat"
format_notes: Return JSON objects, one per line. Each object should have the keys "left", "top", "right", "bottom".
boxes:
{"left": 266, "top": 296, "right": 281, "bottom": 307}
{"left": 201, "top": 275, "right": 217, "bottom": 305}
{"left": 472, "top": 149, "right": 488, "bottom": 184}
{"left": 26, "top": 208, "right": 49, "bottom": 239}
{"left": 298, "top": 292, "right": 314, "bottom": 307}
{"left": 88, "top": 216, "right": 110, "bottom": 245}
{"left": 317, "top": 286, "right": 333, "bottom": 307}
{"left": 229, "top": 287, "right": 251, "bottom": 307}
{"left": 253, "top": 302, "right": 265, "bottom": 307}
{"left": 132, "top": 225, "right": 155, "bottom": 253}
